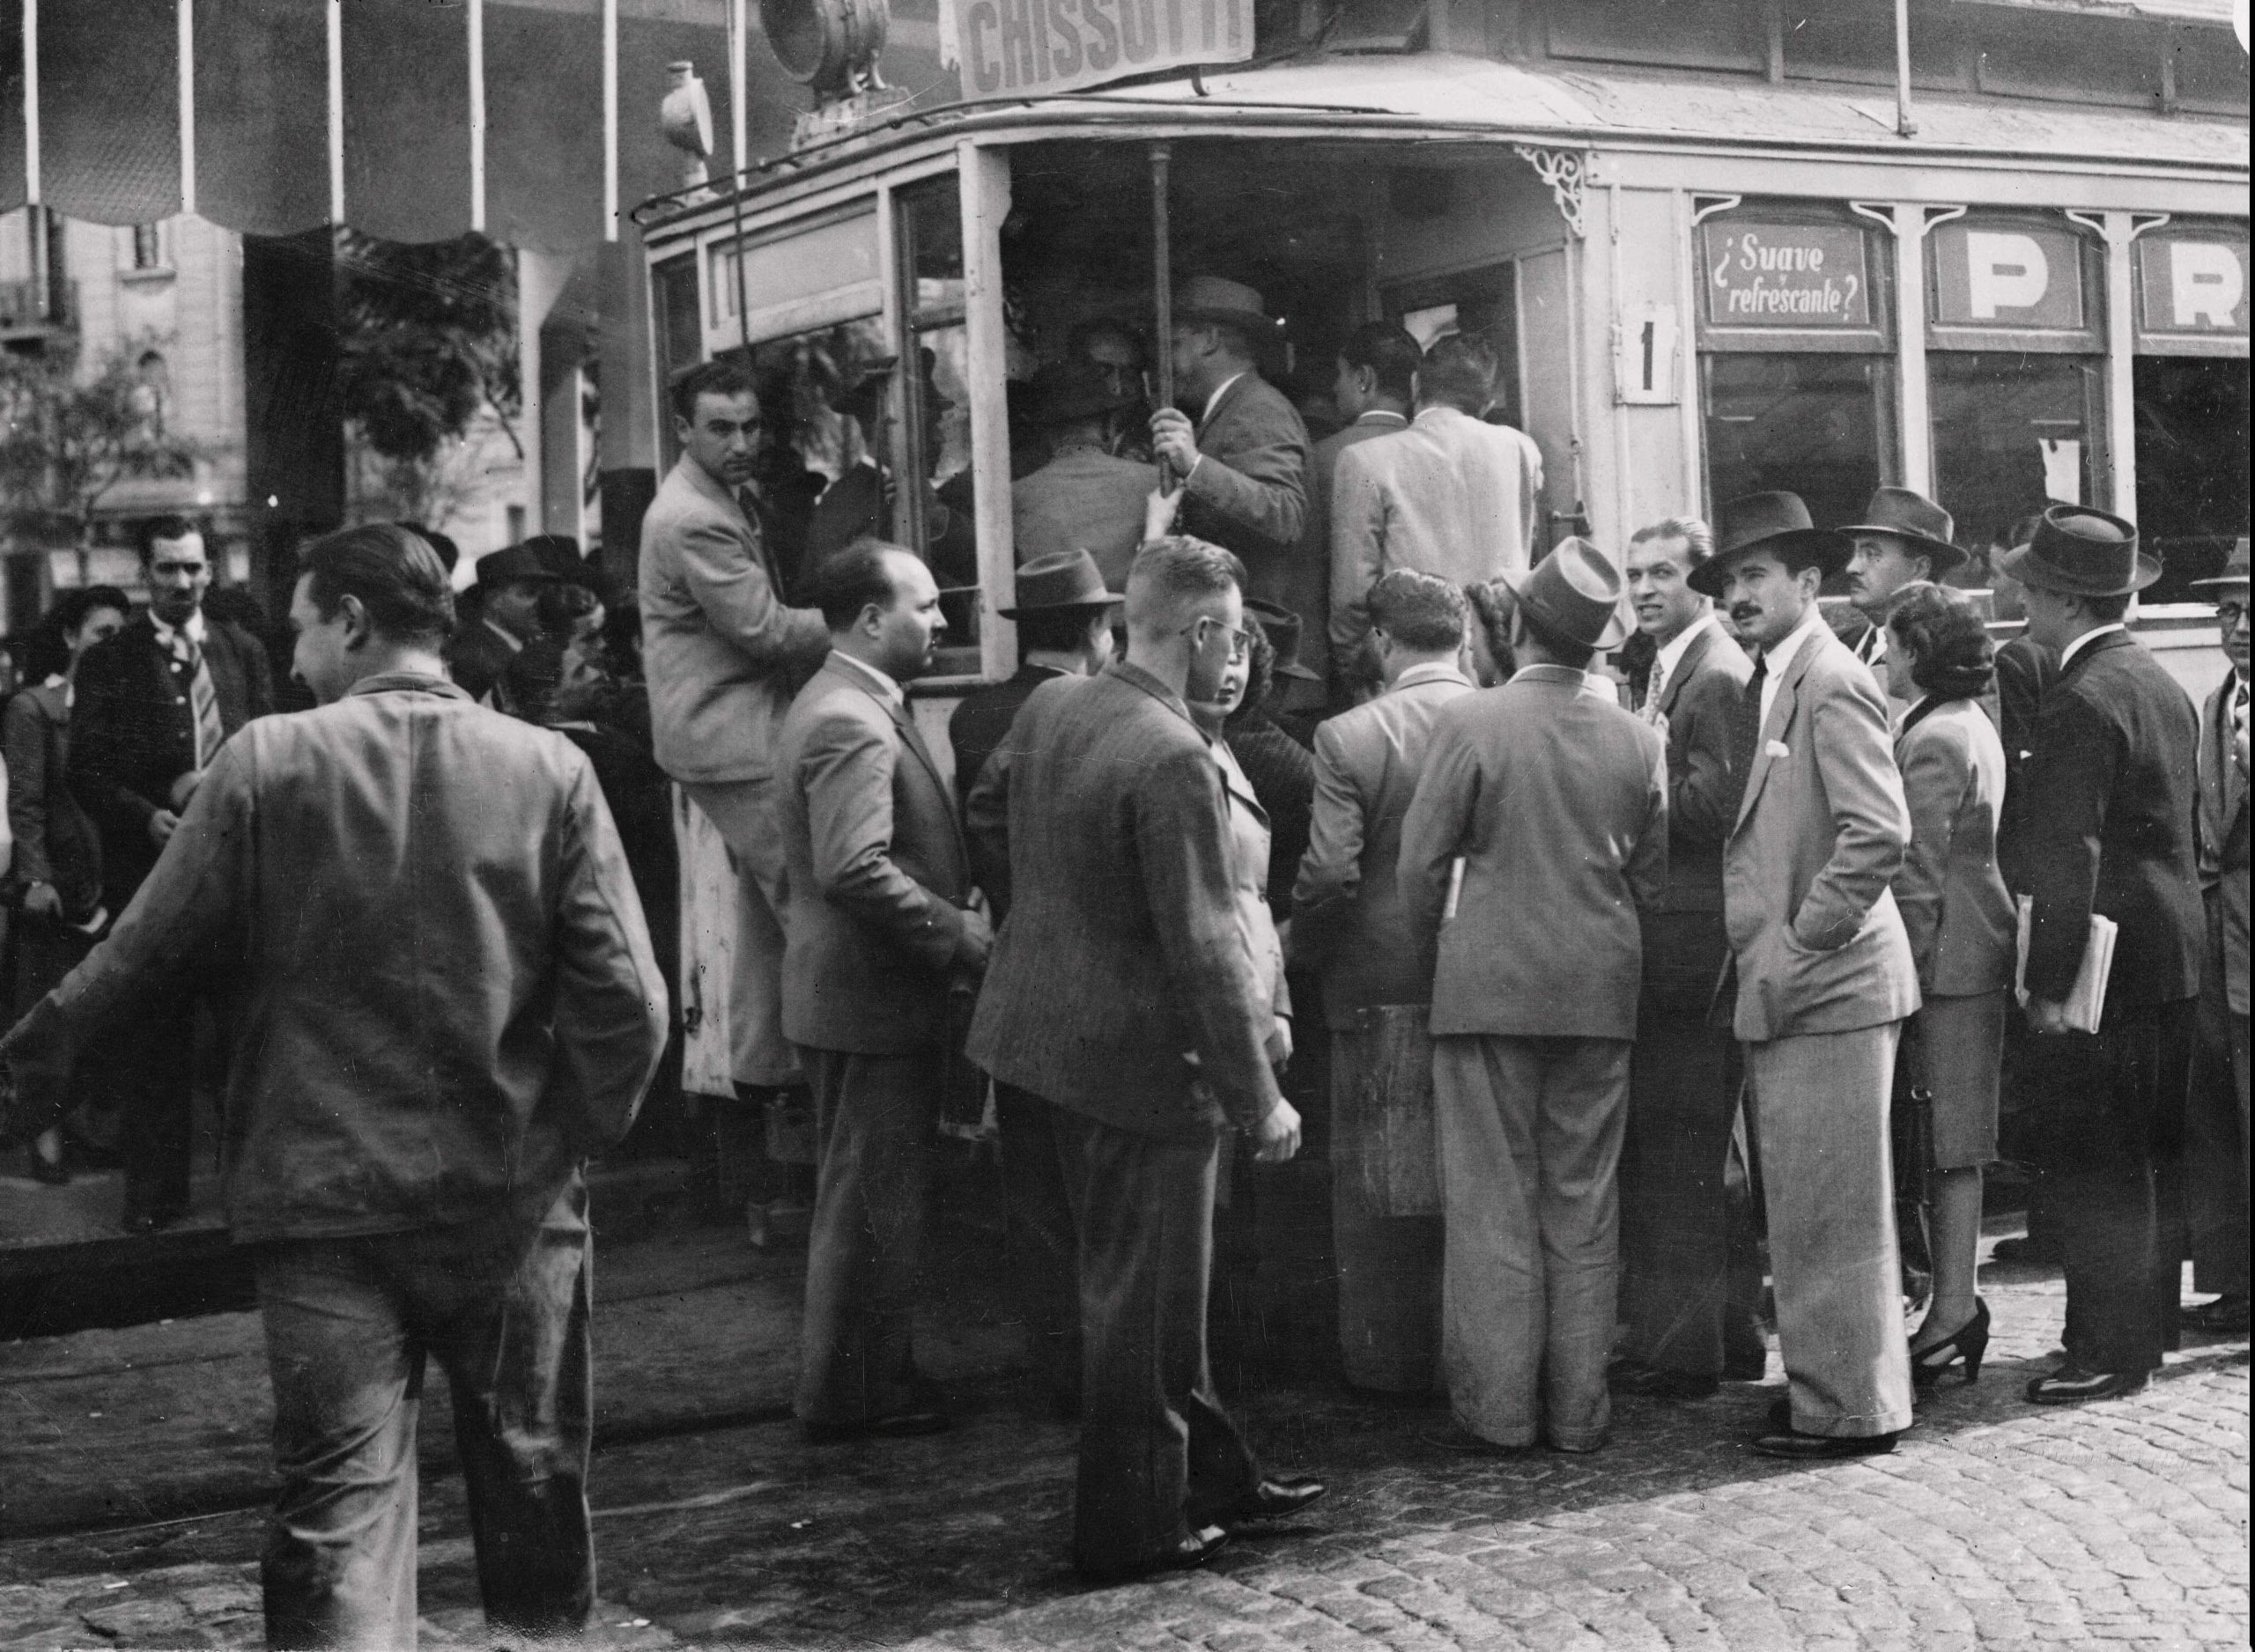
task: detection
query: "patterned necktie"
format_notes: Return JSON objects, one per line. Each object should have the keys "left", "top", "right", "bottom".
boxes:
{"left": 170, "top": 630, "right": 225, "bottom": 771}
{"left": 1724, "top": 653, "right": 1768, "bottom": 818}
{"left": 1642, "top": 657, "right": 1668, "bottom": 724}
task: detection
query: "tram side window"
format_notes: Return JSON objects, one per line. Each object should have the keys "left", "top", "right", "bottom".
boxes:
{"left": 893, "top": 175, "right": 982, "bottom": 668}
{"left": 2130, "top": 227, "right": 2251, "bottom": 601}
{"left": 1703, "top": 354, "right": 1896, "bottom": 531}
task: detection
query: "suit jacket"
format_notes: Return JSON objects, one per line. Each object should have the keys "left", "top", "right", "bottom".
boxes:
{"left": 1224, "top": 714, "right": 1313, "bottom": 910}
{"left": 1012, "top": 448, "right": 1157, "bottom": 593}
{"left": 950, "top": 663, "right": 1071, "bottom": 814}
{"left": 1401, "top": 664, "right": 1667, "bottom": 1042}
{"left": 1290, "top": 661, "right": 1474, "bottom": 1030}
{"left": 2002, "top": 630, "right": 2202, "bottom": 1008}
{"left": 2196, "top": 668, "right": 2250, "bottom": 1015}
{"left": 1892, "top": 697, "right": 2015, "bottom": 999}
{"left": 1329, "top": 405, "right": 1543, "bottom": 660}
{"left": 639, "top": 452, "right": 832, "bottom": 785}
{"left": 1650, "top": 617, "right": 1754, "bottom": 918}
{"left": 1722, "top": 627, "right": 1919, "bottom": 1044}
{"left": 965, "top": 663, "right": 1283, "bottom": 1140}
{"left": 1292, "top": 410, "right": 1408, "bottom": 688}
{"left": 1179, "top": 372, "right": 1310, "bottom": 586}
{"left": 443, "top": 616, "right": 522, "bottom": 708}
{"left": 70, "top": 611, "right": 273, "bottom": 905}
{"left": 775, "top": 656, "right": 978, "bottom": 1056}
{"left": 1215, "top": 740, "right": 1290, "bottom": 1023}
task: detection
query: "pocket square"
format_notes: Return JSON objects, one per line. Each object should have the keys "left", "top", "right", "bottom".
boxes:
{"left": 1764, "top": 740, "right": 1791, "bottom": 758}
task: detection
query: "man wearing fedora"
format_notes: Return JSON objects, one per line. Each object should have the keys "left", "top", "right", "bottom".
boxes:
{"left": 1330, "top": 333, "right": 1546, "bottom": 670}
{"left": 447, "top": 543, "right": 560, "bottom": 709}
{"left": 953, "top": 548, "right": 1124, "bottom": 1420}
{"left": 1838, "top": 488, "right": 1969, "bottom": 695}
{"left": 1148, "top": 276, "right": 1312, "bottom": 597}
{"left": 2185, "top": 538, "right": 2251, "bottom": 1337}
{"left": 1401, "top": 541, "right": 1667, "bottom": 1454}
{"left": 2001, "top": 505, "right": 2204, "bottom": 1402}
{"left": 1012, "top": 359, "right": 1159, "bottom": 594}
{"left": 1696, "top": 490, "right": 1919, "bottom": 1459}
{"left": 1291, "top": 569, "right": 1475, "bottom": 1398}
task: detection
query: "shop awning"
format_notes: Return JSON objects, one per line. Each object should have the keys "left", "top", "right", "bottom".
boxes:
{"left": 0, "top": 0, "right": 950, "bottom": 249}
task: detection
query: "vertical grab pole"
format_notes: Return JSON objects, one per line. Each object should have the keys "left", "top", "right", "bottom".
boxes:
{"left": 1150, "top": 141, "right": 1175, "bottom": 487}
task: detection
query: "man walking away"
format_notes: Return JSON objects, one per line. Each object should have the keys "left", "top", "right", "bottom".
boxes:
{"left": 1695, "top": 492, "right": 1919, "bottom": 1460}
{"left": 69, "top": 515, "right": 274, "bottom": 1229}
{"left": 1011, "top": 361, "right": 1158, "bottom": 593}
{"left": 1401, "top": 540, "right": 1667, "bottom": 1455}
{"left": 2185, "top": 539, "right": 2250, "bottom": 1336}
{"left": 967, "top": 536, "right": 1321, "bottom": 1583}
{"left": 1290, "top": 569, "right": 1473, "bottom": 1397}
{"left": 2002, "top": 506, "right": 2204, "bottom": 1402}
{"left": 5, "top": 523, "right": 668, "bottom": 1648}
{"left": 779, "top": 541, "right": 993, "bottom": 1442}
{"left": 1611, "top": 517, "right": 1763, "bottom": 1401}
{"left": 1302, "top": 322, "right": 1419, "bottom": 699}
{"left": 640, "top": 359, "right": 833, "bottom": 1099}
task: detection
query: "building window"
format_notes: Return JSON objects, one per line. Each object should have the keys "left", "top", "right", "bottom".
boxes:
{"left": 132, "top": 223, "right": 165, "bottom": 271}
{"left": 1696, "top": 206, "right": 1898, "bottom": 527}
{"left": 2130, "top": 225, "right": 2251, "bottom": 600}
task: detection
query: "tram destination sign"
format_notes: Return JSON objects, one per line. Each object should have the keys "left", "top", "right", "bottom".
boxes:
{"left": 952, "top": 0, "right": 1254, "bottom": 98}
{"left": 1702, "top": 221, "right": 1874, "bottom": 330}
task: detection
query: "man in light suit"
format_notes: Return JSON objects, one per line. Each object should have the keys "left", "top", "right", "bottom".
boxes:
{"left": 1610, "top": 517, "right": 1765, "bottom": 1402}
{"left": 967, "top": 537, "right": 1320, "bottom": 1583}
{"left": 777, "top": 542, "right": 994, "bottom": 1441}
{"left": 2185, "top": 540, "right": 2250, "bottom": 1337}
{"left": 1401, "top": 541, "right": 1667, "bottom": 1455}
{"left": 1147, "top": 277, "right": 1311, "bottom": 598}
{"left": 2001, "top": 506, "right": 2204, "bottom": 1402}
{"left": 1694, "top": 491, "right": 1919, "bottom": 1459}
{"left": 640, "top": 359, "right": 832, "bottom": 1094}
{"left": 1301, "top": 322, "right": 1420, "bottom": 700}
{"left": 1290, "top": 570, "right": 1475, "bottom": 1397}
{"left": 1329, "top": 333, "right": 1544, "bottom": 666}
{"left": 1836, "top": 488, "right": 1968, "bottom": 694}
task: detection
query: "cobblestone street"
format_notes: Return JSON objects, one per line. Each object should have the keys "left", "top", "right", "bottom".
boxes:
{"left": 2, "top": 1223, "right": 2245, "bottom": 1650}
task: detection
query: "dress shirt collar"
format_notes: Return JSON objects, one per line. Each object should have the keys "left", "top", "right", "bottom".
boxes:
{"left": 828, "top": 648, "right": 904, "bottom": 709}
{"left": 1757, "top": 602, "right": 1830, "bottom": 728}
{"left": 1352, "top": 409, "right": 1408, "bottom": 430}
{"left": 1388, "top": 660, "right": 1471, "bottom": 694}
{"left": 2059, "top": 622, "right": 2128, "bottom": 672}
{"left": 483, "top": 616, "right": 526, "bottom": 655}
{"left": 345, "top": 671, "right": 469, "bottom": 701}
{"left": 1652, "top": 609, "right": 1719, "bottom": 687}
{"left": 150, "top": 608, "right": 208, "bottom": 653}
{"left": 1512, "top": 662, "right": 1588, "bottom": 691}
{"left": 1200, "top": 372, "right": 1247, "bottom": 429}
{"left": 1411, "top": 403, "right": 1469, "bottom": 431}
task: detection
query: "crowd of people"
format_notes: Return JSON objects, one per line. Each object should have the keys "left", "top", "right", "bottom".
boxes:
{"left": 0, "top": 278, "right": 2243, "bottom": 1645}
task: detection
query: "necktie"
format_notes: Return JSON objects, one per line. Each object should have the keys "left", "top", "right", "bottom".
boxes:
{"left": 1724, "top": 653, "right": 1768, "bottom": 819}
{"left": 170, "top": 631, "right": 226, "bottom": 771}
{"left": 1642, "top": 657, "right": 1668, "bottom": 724}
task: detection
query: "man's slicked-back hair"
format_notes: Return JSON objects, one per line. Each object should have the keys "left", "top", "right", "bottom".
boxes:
{"left": 1629, "top": 515, "right": 1716, "bottom": 569}
{"left": 137, "top": 514, "right": 201, "bottom": 562}
{"left": 299, "top": 522, "right": 455, "bottom": 645}
{"left": 1126, "top": 536, "right": 1245, "bottom": 630}
{"left": 669, "top": 358, "right": 761, "bottom": 424}
{"left": 1368, "top": 568, "right": 1467, "bottom": 652}
{"left": 807, "top": 537, "right": 910, "bottom": 631}
{"left": 1340, "top": 321, "right": 1422, "bottom": 405}
{"left": 1419, "top": 333, "right": 1499, "bottom": 414}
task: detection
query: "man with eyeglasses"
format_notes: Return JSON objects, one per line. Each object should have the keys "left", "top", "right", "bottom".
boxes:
{"left": 69, "top": 514, "right": 275, "bottom": 1229}
{"left": 967, "top": 535, "right": 1321, "bottom": 1584}
{"left": 2185, "top": 538, "right": 2251, "bottom": 1336}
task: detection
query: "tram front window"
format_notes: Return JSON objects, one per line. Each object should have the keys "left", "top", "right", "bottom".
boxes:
{"left": 1929, "top": 351, "right": 2103, "bottom": 586}
{"left": 1702, "top": 353, "right": 1896, "bottom": 533}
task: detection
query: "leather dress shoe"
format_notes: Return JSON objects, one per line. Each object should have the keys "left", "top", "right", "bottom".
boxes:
{"left": 2182, "top": 1294, "right": 2251, "bottom": 1335}
{"left": 1608, "top": 1360, "right": 1719, "bottom": 1400}
{"left": 2025, "top": 1365, "right": 2148, "bottom": 1405}
{"left": 1750, "top": 1427, "right": 1898, "bottom": 1460}
{"left": 1217, "top": 1477, "right": 1326, "bottom": 1525}
{"left": 1076, "top": 1523, "right": 1229, "bottom": 1583}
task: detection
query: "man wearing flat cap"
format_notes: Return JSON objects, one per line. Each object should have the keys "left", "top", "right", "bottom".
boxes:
{"left": 1838, "top": 487, "right": 1969, "bottom": 695}
{"left": 1401, "top": 540, "right": 1668, "bottom": 1455}
{"left": 1012, "top": 360, "right": 1161, "bottom": 593}
{"left": 1148, "top": 277, "right": 1312, "bottom": 599}
{"left": 1697, "top": 491, "right": 1919, "bottom": 1460}
{"left": 447, "top": 543, "right": 559, "bottom": 708}
{"left": 2185, "top": 538, "right": 2251, "bottom": 1337}
{"left": 2003, "top": 506, "right": 2204, "bottom": 1403}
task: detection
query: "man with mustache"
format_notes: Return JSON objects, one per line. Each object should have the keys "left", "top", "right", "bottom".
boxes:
{"left": 1696, "top": 492, "right": 1919, "bottom": 1460}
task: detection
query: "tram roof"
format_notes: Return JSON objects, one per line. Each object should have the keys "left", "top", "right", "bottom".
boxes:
{"left": 639, "top": 51, "right": 2248, "bottom": 232}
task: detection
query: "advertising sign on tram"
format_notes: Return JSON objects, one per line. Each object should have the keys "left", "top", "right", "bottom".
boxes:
{"left": 2135, "top": 230, "right": 2251, "bottom": 344}
{"left": 1929, "top": 220, "right": 2088, "bottom": 331}
{"left": 951, "top": 0, "right": 1255, "bottom": 98}
{"left": 1701, "top": 221, "right": 1874, "bottom": 329}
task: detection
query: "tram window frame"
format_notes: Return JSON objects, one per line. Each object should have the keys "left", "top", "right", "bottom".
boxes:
{"left": 891, "top": 172, "right": 983, "bottom": 676}
{"left": 2128, "top": 224, "right": 2251, "bottom": 600}
{"left": 1694, "top": 204, "right": 1900, "bottom": 527}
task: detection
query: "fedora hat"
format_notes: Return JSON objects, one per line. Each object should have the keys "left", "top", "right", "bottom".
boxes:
{"left": 2189, "top": 536, "right": 2251, "bottom": 592}
{"left": 1244, "top": 597, "right": 1321, "bottom": 682}
{"left": 1031, "top": 358, "right": 1140, "bottom": 426}
{"left": 1501, "top": 538, "right": 1630, "bottom": 652}
{"left": 2000, "top": 504, "right": 2159, "bottom": 598}
{"left": 1169, "top": 275, "right": 1277, "bottom": 336}
{"left": 1838, "top": 487, "right": 1967, "bottom": 574}
{"left": 1689, "top": 492, "right": 1852, "bottom": 599}
{"left": 996, "top": 549, "right": 1124, "bottom": 618}
{"left": 473, "top": 544, "right": 563, "bottom": 591}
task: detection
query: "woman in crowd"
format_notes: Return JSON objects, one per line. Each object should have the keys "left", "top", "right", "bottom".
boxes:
{"left": 1190, "top": 627, "right": 1293, "bottom": 1073}
{"left": 4, "top": 586, "right": 129, "bottom": 1183}
{"left": 1885, "top": 582, "right": 2016, "bottom": 1387}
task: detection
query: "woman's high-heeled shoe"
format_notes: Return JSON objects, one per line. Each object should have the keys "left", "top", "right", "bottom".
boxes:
{"left": 1910, "top": 1297, "right": 1990, "bottom": 1389}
